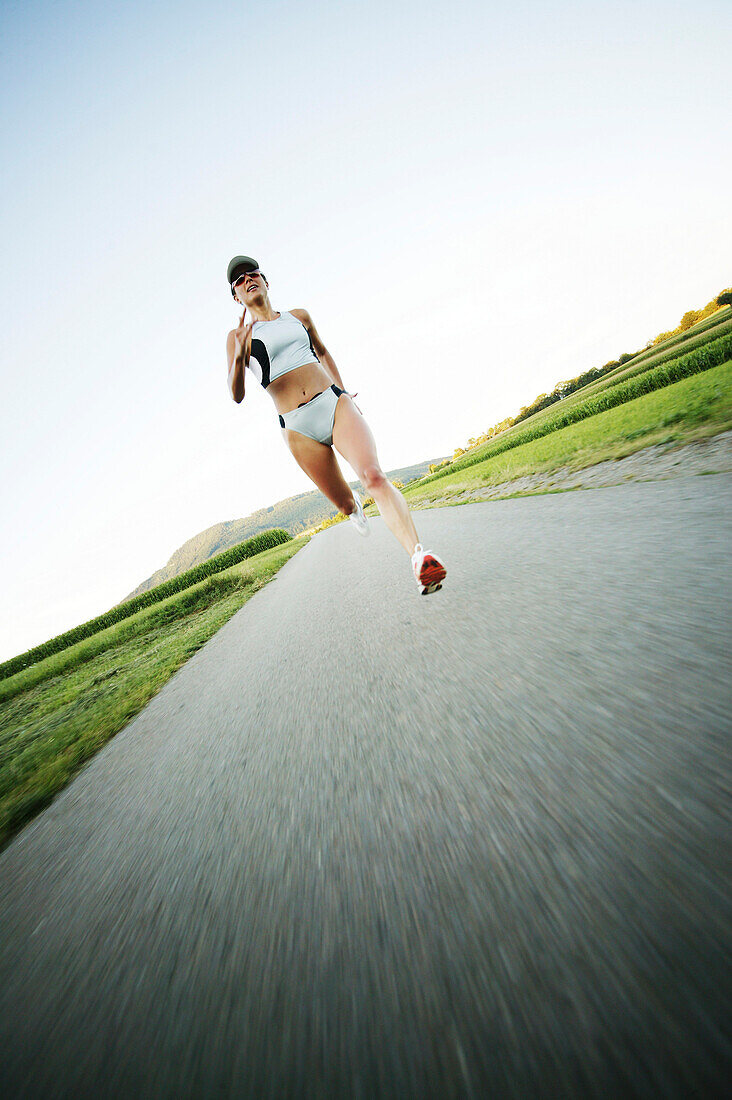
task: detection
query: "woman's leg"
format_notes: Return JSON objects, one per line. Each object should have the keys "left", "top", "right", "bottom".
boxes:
{"left": 331, "top": 397, "right": 420, "bottom": 555}
{"left": 282, "top": 428, "right": 356, "bottom": 515}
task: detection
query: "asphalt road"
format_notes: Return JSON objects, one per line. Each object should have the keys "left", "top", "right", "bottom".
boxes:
{"left": 1, "top": 476, "right": 730, "bottom": 1098}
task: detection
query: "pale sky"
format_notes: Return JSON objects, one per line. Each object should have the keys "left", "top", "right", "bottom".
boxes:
{"left": 1, "top": 0, "right": 730, "bottom": 662}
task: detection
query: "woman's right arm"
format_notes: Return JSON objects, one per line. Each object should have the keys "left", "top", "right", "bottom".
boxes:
{"left": 227, "top": 330, "right": 245, "bottom": 403}
{"left": 227, "top": 311, "right": 254, "bottom": 403}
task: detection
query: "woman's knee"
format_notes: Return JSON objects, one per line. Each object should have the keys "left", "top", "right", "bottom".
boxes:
{"left": 360, "top": 464, "right": 388, "bottom": 493}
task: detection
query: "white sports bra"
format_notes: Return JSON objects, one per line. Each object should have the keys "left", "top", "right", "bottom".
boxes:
{"left": 247, "top": 311, "right": 319, "bottom": 388}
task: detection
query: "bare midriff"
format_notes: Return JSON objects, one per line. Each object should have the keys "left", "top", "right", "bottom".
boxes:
{"left": 267, "top": 361, "right": 338, "bottom": 416}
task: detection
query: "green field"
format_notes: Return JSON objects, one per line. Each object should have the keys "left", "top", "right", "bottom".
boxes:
{"left": 0, "top": 538, "right": 306, "bottom": 851}
{"left": 413, "top": 327, "right": 730, "bottom": 495}
{"left": 547, "top": 311, "right": 732, "bottom": 411}
{"left": 402, "top": 360, "right": 732, "bottom": 506}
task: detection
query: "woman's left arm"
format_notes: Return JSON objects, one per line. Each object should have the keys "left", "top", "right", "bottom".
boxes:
{"left": 291, "top": 308, "right": 348, "bottom": 391}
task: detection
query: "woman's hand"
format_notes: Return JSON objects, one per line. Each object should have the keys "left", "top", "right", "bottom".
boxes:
{"left": 347, "top": 391, "right": 362, "bottom": 414}
{"left": 233, "top": 309, "right": 256, "bottom": 366}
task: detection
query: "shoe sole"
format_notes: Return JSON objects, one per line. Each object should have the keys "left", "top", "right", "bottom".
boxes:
{"left": 420, "top": 582, "right": 443, "bottom": 595}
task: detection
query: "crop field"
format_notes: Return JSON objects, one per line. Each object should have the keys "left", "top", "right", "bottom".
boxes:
{"left": 563, "top": 312, "right": 732, "bottom": 403}
{"left": 407, "top": 327, "right": 732, "bottom": 495}
{"left": 565, "top": 313, "right": 732, "bottom": 405}
{"left": 402, "top": 359, "right": 732, "bottom": 505}
{"left": 630, "top": 306, "right": 732, "bottom": 365}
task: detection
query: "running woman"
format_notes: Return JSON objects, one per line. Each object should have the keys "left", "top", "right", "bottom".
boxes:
{"left": 225, "top": 255, "right": 447, "bottom": 594}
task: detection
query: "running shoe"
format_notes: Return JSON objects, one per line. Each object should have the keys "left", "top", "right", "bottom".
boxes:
{"left": 411, "top": 543, "right": 447, "bottom": 595}
{"left": 348, "top": 491, "right": 370, "bottom": 537}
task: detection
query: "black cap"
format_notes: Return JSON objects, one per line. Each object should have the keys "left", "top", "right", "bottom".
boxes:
{"left": 227, "top": 255, "right": 260, "bottom": 285}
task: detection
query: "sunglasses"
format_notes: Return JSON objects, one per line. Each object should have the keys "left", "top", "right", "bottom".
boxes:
{"left": 231, "top": 270, "right": 261, "bottom": 289}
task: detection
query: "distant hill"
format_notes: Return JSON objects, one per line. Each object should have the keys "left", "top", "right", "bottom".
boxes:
{"left": 120, "top": 457, "right": 446, "bottom": 602}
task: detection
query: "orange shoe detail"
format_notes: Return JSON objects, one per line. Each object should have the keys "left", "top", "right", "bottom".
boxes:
{"left": 418, "top": 555, "right": 447, "bottom": 587}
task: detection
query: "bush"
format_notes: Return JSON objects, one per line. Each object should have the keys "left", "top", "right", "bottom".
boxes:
{"left": 679, "top": 310, "right": 702, "bottom": 332}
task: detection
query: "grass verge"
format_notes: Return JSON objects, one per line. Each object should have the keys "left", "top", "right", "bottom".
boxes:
{"left": 0, "top": 538, "right": 306, "bottom": 852}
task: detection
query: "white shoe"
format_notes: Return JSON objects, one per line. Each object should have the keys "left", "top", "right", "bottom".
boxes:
{"left": 348, "top": 491, "right": 370, "bottom": 537}
{"left": 411, "top": 543, "right": 447, "bottom": 594}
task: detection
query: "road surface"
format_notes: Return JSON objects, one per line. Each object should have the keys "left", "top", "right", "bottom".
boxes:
{"left": 1, "top": 475, "right": 730, "bottom": 1097}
